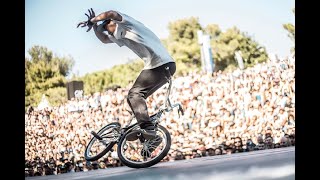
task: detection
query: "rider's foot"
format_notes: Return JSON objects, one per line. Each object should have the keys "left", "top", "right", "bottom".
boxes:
{"left": 126, "top": 130, "right": 141, "bottom": 141}
{"left": 126, "top": 125, "right": 157, "bottom": 141}
{"left": 140, "top": 125, "right": 157, "bottom": 140}
{"left": 140, "top": 129, "right": 157, "bottom": 140}
{"left": 141, "top": 135, "right": 163, "bottom": 157}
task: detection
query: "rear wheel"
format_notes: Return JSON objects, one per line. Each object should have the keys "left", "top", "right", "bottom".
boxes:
{"left": 84, "top": 122, "right": 121, "bottom": 161}
{"left": 117, "top": 125, "right": 171, "bottom": 168}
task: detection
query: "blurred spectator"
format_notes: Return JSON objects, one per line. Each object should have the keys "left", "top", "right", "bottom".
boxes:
{"left": 264, "top": 136, "right": 274, "bottom": 149}
{"left": 280, "top": 136, "right": 291, "bottom": 147}
{"left": 207, "top": 148, "right": 215, "bottom": 156}
{"left": 214, "top": 147, "right": 223, "bottom": 155}
{"left": 245, "top": 138, "right": 256, "bottom": 152}
{"left": 255, "top": 135, "right": 266, "bottom": 150}
{"left": 233, "top": 137, "right": 244, "bottom": 153}
{"left": 225, "top": 146, "right": 234, "bottom": 155}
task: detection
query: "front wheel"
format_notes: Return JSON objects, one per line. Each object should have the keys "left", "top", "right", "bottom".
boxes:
{"left": 84, "top": 122, "right": 121, "bottom": 161}
{"left": 117, "top": 125, "right": 171, "bottom": 168}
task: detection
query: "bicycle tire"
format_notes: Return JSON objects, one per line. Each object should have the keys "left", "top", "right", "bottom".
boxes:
{"left": 84, "top": 122, "right": 121, "bottom": 161}
{"left": 117, "top": 125, "right": 171, "bottom": 168}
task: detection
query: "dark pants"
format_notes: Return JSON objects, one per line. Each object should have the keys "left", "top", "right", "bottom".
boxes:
{"left": 127, "top": 62, "right": 176, "bottom": 129}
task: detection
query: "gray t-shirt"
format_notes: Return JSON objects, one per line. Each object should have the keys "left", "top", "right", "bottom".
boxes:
{"left": 97, "top": 11, "right": 174, "bottom": 70}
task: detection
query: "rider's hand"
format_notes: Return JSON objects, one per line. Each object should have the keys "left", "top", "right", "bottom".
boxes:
{"left": 77, "top": 21, "right": 87, "bottom": 28}
{"left": 77, "top": 8, "right": 96, "bottom": 32}
{"left": 85, "top": 8, "right": 95, "bottom": 26}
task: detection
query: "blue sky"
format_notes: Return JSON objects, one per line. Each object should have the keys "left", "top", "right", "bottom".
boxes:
{"left": 26, "top": 0, "right": 295, "bottom": 77}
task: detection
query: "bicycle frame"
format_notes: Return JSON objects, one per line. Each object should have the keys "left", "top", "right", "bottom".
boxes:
{"left": 86, "top": 67, "right": 184, "bottom": 164}
{"left": 122, "top": 68, "right": 184, "bottom": 132}
{"left": 96, "top": 68, "right": 184, "bottom": 141}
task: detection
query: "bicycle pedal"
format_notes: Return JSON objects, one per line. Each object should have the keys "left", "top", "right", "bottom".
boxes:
{"left": 91, "top": 131, "right": 102, "bottom": 140}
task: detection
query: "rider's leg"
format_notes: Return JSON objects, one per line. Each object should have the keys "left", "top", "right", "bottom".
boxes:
{"left": 127, "top": 62, "right": 176, "bottom": 139}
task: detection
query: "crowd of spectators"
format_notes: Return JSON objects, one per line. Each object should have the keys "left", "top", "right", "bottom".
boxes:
{"left": 25, "top": 56, "right": 295, "bottom": 176}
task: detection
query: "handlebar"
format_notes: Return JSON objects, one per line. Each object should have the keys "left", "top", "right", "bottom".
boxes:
{"left": 163, "top": 103, "right": 184, "bottom": 117}
{"left": 162, "top": 66, "right": 184, "bottom": 117}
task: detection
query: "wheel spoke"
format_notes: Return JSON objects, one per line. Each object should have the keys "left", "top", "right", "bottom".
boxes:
{"left": 120, "top": 126, "right": 169, "bottom": 166}
{"left": 146, "top": 144, "right": 158, "bottom": 149}
{"left": 85, "top": 124, "right": 120, "bottom": 160}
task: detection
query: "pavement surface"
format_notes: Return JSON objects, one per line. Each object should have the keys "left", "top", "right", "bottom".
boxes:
{"left": 26, "top": 146, "right": 295, "bottom": 180}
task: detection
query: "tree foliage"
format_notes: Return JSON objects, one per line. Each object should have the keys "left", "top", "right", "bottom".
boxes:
{"left": 162, "top": 17, "right": 203, "bottom": 75}
{"left": 162, "top": 17, "right": 268, "bottom": 73}
{"left": 76, "top": 60, "right": 144, "bottom": 95}
{"left": 283, "top": 8, "right": 295, "bottom": 53}
{"left": 206, "top": 25, "right": 268, "bottom": 71}
{"left": 25, "top": 46, "right": 74, "bottom": 108}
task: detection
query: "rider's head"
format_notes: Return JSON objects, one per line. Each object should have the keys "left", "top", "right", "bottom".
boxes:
{"left": 101, "top": 19, "right": 116, "bottom": 35}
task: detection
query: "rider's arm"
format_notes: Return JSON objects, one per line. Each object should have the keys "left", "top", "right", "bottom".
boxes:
{"left": 90, "top": 10, "right": 122, "bottom": 23}
{"left": 93, "top": 24, "right": 113, "bottom": 44}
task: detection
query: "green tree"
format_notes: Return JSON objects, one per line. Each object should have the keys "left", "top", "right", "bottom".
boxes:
{"left": 78, "top": 60, "right": 144, "bottom": 95}
{"left": 206, "top": 25, "right": 268, "bottom": 71}
{"left": 162, "top": 17, "right": 203, "bottom": 75}
{"left": 205, "top": 24, "right": 221, "bottom": 39}
{"left": 25, "top": 45, "right": 74, "bottom": 108}
{"left": 162, "top": 18, "right": 267, "bottom": 74}
{"left": 283, "top": 8, "right": 295, "bottom": 53}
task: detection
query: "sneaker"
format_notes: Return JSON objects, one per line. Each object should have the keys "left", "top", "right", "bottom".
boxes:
{"left": 126, "top": 125, "right": 157, "bottom": 141}
{"left": 140, "top": 129, "right": 157, "bottom": 140}
{"left": 141, "top": 135, "right": 163, "bottom": 157}
{"left": 140, "top": 125, "right": 158, "bottom": 139}
{"left": 126, "top": 130, "right": 141, "bottom": 141}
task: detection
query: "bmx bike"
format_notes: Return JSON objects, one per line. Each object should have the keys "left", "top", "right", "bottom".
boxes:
{"left": 84, "top": 67, "right": 184, "bottom": 168}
